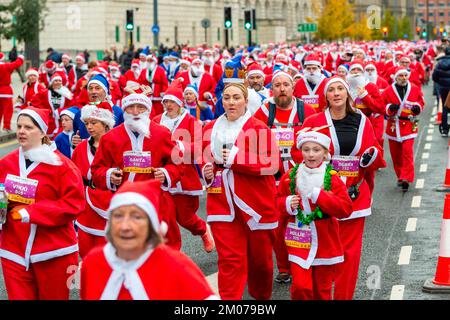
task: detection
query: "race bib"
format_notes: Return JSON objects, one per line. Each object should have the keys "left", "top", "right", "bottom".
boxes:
{"left": 302, "top": 95, "right": 319, "bottom": 110}
{"left": 207, "top": 171, "right": 223, "bottom": 194}
{"left": 402, "top": 101, "right": 415, "bottom": 114}
{"left": 274, "top": 128, "right": 295, "bottom": 148}
{"left": 123, "top": 151, "right": 152, "bottom": 173}
{"left": 285, "top": 222, "right": 312, "bottom": 249}
{"left": 355, "top": 97, "right": 366, "bottom": 109}
{"left": 332, "top": 155, "right": 360, "bottom": 177}
{"left": 4, "top": 174, "right": 39, "bottom": 205}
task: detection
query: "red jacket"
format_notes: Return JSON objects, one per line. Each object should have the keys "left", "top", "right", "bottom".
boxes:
{"left": 382, "top": 81, "right": 425, "bottom": 142}
{"left": 200, "top": 112, "right": 280, "bottom": 229}
{"left": 177, "top": 71, "right": 217, "bottom": 109}
{"left": 204, "top": 63, "right": 223, "bottom": 84}
{"left": 81, "top": 244, "right": 216, "bottom": 300}
{"left": 138, "top": 66, "right": 169, "bottom": 104}
{"left": 276, "top": 164, "right": 352, "bottom": 268}
{"left": 0, "top": 56, "right": 24, "bottom": 98}
{"left": 17, "top": 81, "right": 46, "bottom": 109}
{"left": 153, "top": 110, "right": 203, "bottom": 194}
{"left": 293, "top": 77, "right": 328, "bottom": 113}
{"left": 71, "top": 138, "right": 113, "bottom": 236}
{"left": 0, "top": 147, "right": 84, "bottom": 268}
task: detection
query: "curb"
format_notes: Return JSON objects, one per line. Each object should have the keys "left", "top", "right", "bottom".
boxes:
{"left": 0, "top": 132, "right": 16, "bottom": 144}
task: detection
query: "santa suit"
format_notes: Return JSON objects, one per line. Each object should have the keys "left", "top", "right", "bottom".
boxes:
{"left": 324, "top": 52, "right": 342, "bottom": 74}
{"left": 410, "top": 61, "right": 426, "bottom": 85}
{"left": 138, "top": 66, "right": 169, "bottom": 116}
{"left": 30, "top": 88, "right": 75, "bottom": 138}
{"left": 0, "top": 147, "right": 85, "bottom": 300}
{"left": 153, "top": 110, "right": 207, "bottom": 238}
{"left": 90, "top": 123, "right": 183, "bottom": 250}
{"left": 74, "top": 75, "right": 90, "bottom": 103}
{"left": 71, "top": 138, "right": 113, "bottom": 258}
{"left": 62, "top": 64, "right": 77, "bottom": 92}
{"left": 54, "top": 130, "right": 74, "bottom": 159}
{"left": 204, "top": 63, "right": 223, "bottom": 85}
{"left": 253, "top": 100, "right": 316, "bottom": 277}
{"left": 293, "top": 76, "right": 328, "bottom": 113}
{"left": 383, "top": 81, "right": 425, "bottom": 183}
{"left": 381, "top": 59, "right": 394, "bottom": 79}
{"left": 178, "top": 70, "right": 217, "bottom": 111}
{"left": 81, "top": 244, "right": 217, "bottom": 300}
{"left": 300, "top": 109, "right": 386, "bottom": 300}
{"left": 200, "top": 111, "right": 279, "bottom": 300}
{"left": 17, "top": 81, "right": 46, "bottom": 110}
{"left": 276, "top": 163, "right": 353, "bottom": 300}
{"left": 0, "top": 56, "right": 24, "bottom": 130}
{"left": 123, "top": 69, "right": 141, "bottom": 84}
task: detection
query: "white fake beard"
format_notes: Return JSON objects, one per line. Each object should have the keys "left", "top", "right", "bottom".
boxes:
{"left": 23, "top": 144, "right": 62, "bottom": 166}
{"left": 191, "top": 66, "right": 204, "bottom": 77}
{"left": 347, "top": 74, "right": 367, "bottom": 91}
{"left": 148, "top": 62, "right": 156, "bottom": 71}
{"left": 133, "top": 68, "right": 141, "bottom": 79}
{"left": 202, "top": 57, "right": 214, "bottom": 66}
{"left": 305, "top": 71, "right": 322, "bottom": 85}
{"left": 54, "top": 86, "right": 73, "bottom": 100}
{"left": 295, "top": 163, "right": 326, "bottom": 199}
{"left": 124, "top": 111, "right": 151, "bottom": 137}
{"left": 364, "top": 71, "right": 377, "bottom": 84}
{"left": 111, "top": 71, "right": 121, "bottom": 81}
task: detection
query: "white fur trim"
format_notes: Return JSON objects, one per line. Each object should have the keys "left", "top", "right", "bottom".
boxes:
{"left": 360, "top": 146, "right": 378, "bottom": 168}
{"left": 297, "top": 131, "right": 331, "bottom": 150}
{"left": 349, "top": 64, "right": 364, "bottom": 72}
{"left": 106, "top": 168, "right": 118, "bottom": 191}
{"left": 25, "top": 69, "right": 39, "bottom": 78}
{"left": 108, "top": 192, "right": 160, "bottom": 232}
{"left": 88, "top": 79, "right": 108, "bottom": 95}
{"left": 309, "top": 187, "right": 321, "bottom": 204}
{"left": 60, "top": 109, "right": 76, "bottom": 120}
{"left": 19, "top": 109, "right": 48, "bottom": 133}
{"left": 323, "top": 77, "right": 350, "bottom": 95}
{"left": 202, "top": 163, "right": 214, "bottom": 188}
{"left": 272, "top": 71, "right": 293, "bottom": 82}
{"left": 247, "top": 70, "right": 265, "bottom": 78}
{"left": 393, "top": 69, "right": 410, "bottom": 80}
{"left": 286, "top": 195, "right": 296, "bottom": 216}
{"left": 18, "top": 208, "right": 30, "bottom": 223}
{"left": 162, "top": 94, "right": 183, "bottom": 106}
{"left": 122, "top": 93, "right": 152, "bottom": 112}
{"left": 157, "top": 167, "right": 172, "bottom": 191}
{"left": 81, "top": 104, "right": 115, "bottom": 129}
{"left": 224, "top": 145, "right": 239, "bottom": 168}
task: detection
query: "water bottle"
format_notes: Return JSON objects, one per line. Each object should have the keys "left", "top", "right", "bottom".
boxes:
{"left": 0, "top": 184, "right": 8, "bottom": 224}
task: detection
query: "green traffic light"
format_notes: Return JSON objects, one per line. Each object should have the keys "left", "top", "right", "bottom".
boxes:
{"left": 126, "top": 23, "right": 134, "bottom": 31}
{"left": 422, "top": 31, "right": 427, "bottom": 37}
{"left": 225, "top": 20, "right": 232, "bottom": 28}
{"left": 245, "top": 22, "right": 252, "bottom": 30}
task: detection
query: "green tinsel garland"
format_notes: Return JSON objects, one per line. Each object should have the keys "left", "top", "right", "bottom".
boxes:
{"left": 289, "top": 163, "right": 334, "bottom": 227}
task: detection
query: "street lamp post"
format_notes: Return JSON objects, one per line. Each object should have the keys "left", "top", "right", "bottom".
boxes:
{"left": 153, "top": 0, "right": 159, "bottom": 48}
{"left": 426, "top": 0, "right": 430, "bottom": 42}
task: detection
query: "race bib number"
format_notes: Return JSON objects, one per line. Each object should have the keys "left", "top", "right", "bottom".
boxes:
{"left": 302, "top": 95, "right": 319, "bottom": 110}
{"left": 332, "top": 155, "right": 360, "bottom": 177}
{"left": 123, "top": 151, "right": 152, "bottom": 173}
{"left": 274, "top": 128, "right": 295, "bottom": 148}
{"left": 285, "top": 222, "right": 312, "bottom": 249}
{"left": 207, "top": 171, "right": 223, "bottom": 194}
{"left": 4, "top": 174, "right": 39, "bottom": 205}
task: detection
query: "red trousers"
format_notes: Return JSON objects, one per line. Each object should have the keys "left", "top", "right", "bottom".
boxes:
{"left": 0, "top": 97, "right": 13, "bottom": 130}
{"left": 1, "top": 252, "right": 79, "bottom": 300}
{"left": 210, "top": 206, "right": 275, "bottom": 300}
{"left": 172, "top": 194, "right": 207, "bottom": 236}
{"left": 370, "top": 116, "right": 385, "bottom": 152}
{"left": 388, "top": 138, "right": 415, "bottom": 183}
{"left": 78, "top": 229, "right": 107, "bottom": 259}
{"left": 333, "top": 217, "right": 365, "bottom": 300}
{"left": 161, "top": 191, "right": 182, "bottom": 251}
{"left": 273, "top": 213, "right": 290, "bottom": 274}
{"left": 290, "top": 263, "right": 337, "bottom": 300}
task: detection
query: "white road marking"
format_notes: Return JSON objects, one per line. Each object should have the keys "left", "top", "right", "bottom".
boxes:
{"left": 427, "top": 129, "right": 434, "bottom": 134}
{"left": 429, "top": 123, "right": 434, "bottom": 128}
{"left": 415, "top": 179, "right": 424, "bottom": 189}
{"left": 432, "top": 106, "right": 437, "bottom": 114}
{"left": 411, "top": 196, "right": 421, "bottom": 208}
{"left": 206, "top": 272, "right": 219, "bottom": 295}
{"left": 405, "top": 218, "right": 418, "bottom": 232}
{"left": 424, "top": 143, "right": 431, "bottom": 150}
{"left": 390, "top": 285, "right": 405, "bottom": 300}
{"left": 420, "top": 164, "right": 428, "bottom": 172}
{"left": 422, "top": 153, "right": 429, "bottom": 159}
{"left": 426, "top": 135, "right": 433, "bottom": 141}
{"left": 398, "top": 246, "right": 412, "bottom": 265}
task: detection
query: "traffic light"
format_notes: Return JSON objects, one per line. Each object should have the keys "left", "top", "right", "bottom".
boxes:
{"left": 244, "top": 10, "right": 252, "bottom": 30}
{"left": 422, "top": 27, "right": 427, "bottom": 38}
{"left": 382, "top": 27, "right": 388, "bottom": 38}
{"left": 126, "top": 9, "right": 134, "bottom": 31}
{"left": 251, "top": 9, "right": 256, "bottom": 30}
{"left": 416, "top": 27, "right": 421, "bottom": 36}
{"left": 440, "top": 27, "right": 444, "bottom": 34}
{"left": 224, "top": 7, "right": 232, "bottom": 29}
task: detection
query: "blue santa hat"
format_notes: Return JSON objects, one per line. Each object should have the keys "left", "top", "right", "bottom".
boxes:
{"left": 59, "top": 106, "right": 79, "bottom": 120}
{"left": 184, "top": 83, "right": 199, "bottom": 99}
{"left": 88, "top": 74, "right": 110, "bottom": 96}
{"left": 169, "top": 51, "right": 180, "bottom": 60}
{"left": 223, "top": 54, "right": 245, "bottom": 84}
{"left": 140, "top": 46, "right": 150, "bottom": 56}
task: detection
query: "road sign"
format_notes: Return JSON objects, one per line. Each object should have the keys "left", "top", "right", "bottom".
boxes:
{"left": 152, "top": 24, "right": 160, "bottom": 34}
{"left": 297, "top": 23, "right": 317, "bottom": 33}
{"left": 201, "top": 18, "right": 211, "bottom": 29}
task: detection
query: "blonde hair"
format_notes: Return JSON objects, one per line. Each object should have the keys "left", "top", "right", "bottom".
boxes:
{"left": 223, "top": 83, "right": 248, "bottom": 100}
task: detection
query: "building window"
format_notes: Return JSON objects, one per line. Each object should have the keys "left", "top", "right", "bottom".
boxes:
{"left": 429, "top": 12, "right": 434, "bottom": 16}
{"left": 115, "top": 26, "right": 120, "bottom": 42}
{"left": 440, "top": 12, "right": 445, "bottom": 16}
{"left": 418, "top": 13, "right": 424, "bottom": 17}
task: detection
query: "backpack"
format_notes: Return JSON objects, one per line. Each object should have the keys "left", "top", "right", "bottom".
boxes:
{"left": 267, "top": 98, "right": 304, "bottom": 128}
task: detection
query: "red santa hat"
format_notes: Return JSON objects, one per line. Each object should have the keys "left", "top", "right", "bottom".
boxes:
{"left": 18, "top": 107, "right": 50, "bottom": 133}
{"left": 349, "top": 59, "right": 365, "bottom": 72}
{"left": 45, "top": 60, "right": 57, "bottom": 72}
{"left": 398, "top": 54, "right": 411, "bottom": 63}
{"left": 162, "top": 78, "right": 184, "bottom": 106}
{"left": 391, "top": 66, "right": 410, "bottom": 80}
{"left": 303, "top": 54, "right": 322, "bottom": 67}
{"left": 108, "top": 179, "right": 166, "bottom": 235}
{"left": 131, "top": 59, "right": 140, "bottom": 67}
{"left": 275, "top": 53, "right": 289, "bottom": 65}
{"left": 25, "top": 67, "right": 39, "bottom": 78}
{"left": 0, "top": 52, "right": 4, "bottom": 61}
{"left": 49, "top": 72, "right": 64, "bottom": 86}
{"left": 296, "top": 129, "right": 331, "bottom": 150}
{"left": 364, "top": 62, "right": 377, "bottom": 71}
{"left": 246, "top": 62, "right": 265, "bottom": 78}
{"left": 146, "top": 54, "right": 158, "bottom": 63}
{"left": 323, "top": 76, "right": 350, "bottom": 95}
{"left": 121, "top": 93, "right": 152, "bottom": 112}
{"left": 62, "top": 53, "right": 71, "bottom": 60}
{"left": 81, "top": 101, "right": 115, "bottom": 129}
{"left": 75, "top": 53, "right": 85, "bottom": 63}
{"left": 109, "top": 61, "right": 120, "bottom": 71}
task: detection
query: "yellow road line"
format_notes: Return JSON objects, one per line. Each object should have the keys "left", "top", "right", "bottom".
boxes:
{"left": 0, "top": 140, "right": 18, "bottom": 148}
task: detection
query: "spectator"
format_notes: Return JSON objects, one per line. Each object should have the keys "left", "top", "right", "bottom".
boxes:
{"left": 83, "top": 49, "right": 90, "bottom": 63}
{"left": 46, "top": 47, "right": 62, "bottom": 63}
{"left": 8, "top": 46, "right": 25, "bottom": 82}
{"left": 432, "top": 46, "right": 450, "bottom": 137}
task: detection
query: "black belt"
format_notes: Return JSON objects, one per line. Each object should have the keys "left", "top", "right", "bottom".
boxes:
{"left": 83, "top": 178, "right": 96, "bottom": 189}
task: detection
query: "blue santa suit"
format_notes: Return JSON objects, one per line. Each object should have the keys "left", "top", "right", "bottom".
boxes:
{"left": 55, "top": 130, "right": 74, "bottom": 159}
